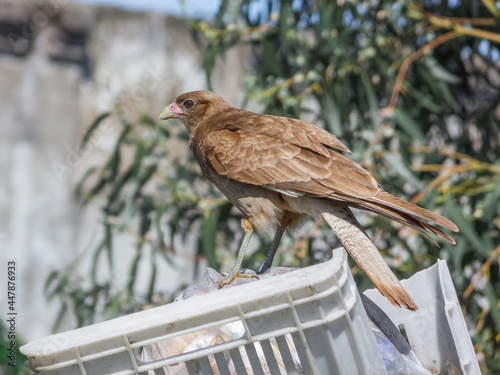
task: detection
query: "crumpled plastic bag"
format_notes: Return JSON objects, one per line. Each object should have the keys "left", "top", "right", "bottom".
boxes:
{"left": 370, "top": 320, "right": 431, "bottom": 375}
{"left": 175, "top": 267, "right": 297, "bottom": 301}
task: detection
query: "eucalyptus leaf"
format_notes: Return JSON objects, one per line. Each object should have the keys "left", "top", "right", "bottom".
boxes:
{"left": 424, "top": 56, "right": 462, "bottom": 84}
{"left": 323, "top": 94, "right": 343, "bottom": 136}
{"left": 394, "top": 108, "right": 426, "bottom": 142}
{"left": 201, "top": 206, "right": 220, "bottom": 269}
{"left": 80, "top": 112, "right": 110, "bottom": 150}
{"left": 444, "top": 199, "right": 490, "bottom": 257}
{"left": 383, "top": 152, "right": 424, "bottom": 189}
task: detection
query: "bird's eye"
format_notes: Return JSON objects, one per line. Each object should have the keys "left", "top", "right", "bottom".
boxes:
{"left": 183, "top": 99, "right": 194, "bottom": 108}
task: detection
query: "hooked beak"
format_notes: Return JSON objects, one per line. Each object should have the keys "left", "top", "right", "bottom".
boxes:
{"left": 158, "top": 103, "right": 184, "bottom": 121}
{"left": 158, "top": 107, "right": 175, "bottom": 120}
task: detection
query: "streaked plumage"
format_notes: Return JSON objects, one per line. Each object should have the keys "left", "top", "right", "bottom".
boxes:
{"left": 159, "top": 90, "right": 458, "bottom": 311}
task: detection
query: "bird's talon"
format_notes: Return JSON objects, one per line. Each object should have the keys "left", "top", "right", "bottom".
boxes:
{"left": 217, "top": 271, "right": 259, "bottom": 289}
{"left": 217, "top": 275, "right": 235, "bottom": 289}
{"left": 216, "top": 280, "right": 225, "bottom": 289}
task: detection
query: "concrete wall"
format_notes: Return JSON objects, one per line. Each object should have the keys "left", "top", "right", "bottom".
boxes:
{"left": 0, "top": 0, "right": 248, "bottom": 341}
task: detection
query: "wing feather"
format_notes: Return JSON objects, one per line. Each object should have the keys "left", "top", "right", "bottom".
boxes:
{"left": 205, "top": 116, "right": 379, "bottom": 199}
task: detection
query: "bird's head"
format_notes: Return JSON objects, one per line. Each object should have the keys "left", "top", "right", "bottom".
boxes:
{"left": 158, "top": 90, "right": 231, "bottom": 131}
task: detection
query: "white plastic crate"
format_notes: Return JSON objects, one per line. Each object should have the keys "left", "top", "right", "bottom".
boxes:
{"left": 21, "top": 248, "right": 388, "bottom": 375}
{"left": 364, "top": 258, "right": 481, "bottom": 375}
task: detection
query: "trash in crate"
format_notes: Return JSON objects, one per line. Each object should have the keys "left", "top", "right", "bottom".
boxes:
{"left": 369, "top": 321, "right": 430, "bottom": 375}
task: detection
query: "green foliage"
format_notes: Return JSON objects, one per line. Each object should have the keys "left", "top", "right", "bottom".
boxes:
{"left": 46, "top": 0, "right": 499, "bottom": 372}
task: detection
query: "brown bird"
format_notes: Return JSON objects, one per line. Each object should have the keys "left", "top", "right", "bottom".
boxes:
{"left": 158, "top": 90, "right": 458, "bottom": 311}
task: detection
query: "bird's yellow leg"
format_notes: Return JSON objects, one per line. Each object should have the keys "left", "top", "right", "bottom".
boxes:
{"left": 218, "top": 218, "right": 256, "bottom": 288}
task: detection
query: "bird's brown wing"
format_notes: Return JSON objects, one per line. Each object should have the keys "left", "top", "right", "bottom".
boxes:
{"left": 205, "top": 111, "right": 380, "bottom": 199}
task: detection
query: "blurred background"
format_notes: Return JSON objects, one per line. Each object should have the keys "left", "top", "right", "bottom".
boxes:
{"left": 0, "top": 0, "right": 499, "bottom": 373}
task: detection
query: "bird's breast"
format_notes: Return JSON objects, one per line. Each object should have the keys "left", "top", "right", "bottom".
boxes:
{"left": 198, "top": 160, "right": 290, "bottom": 233}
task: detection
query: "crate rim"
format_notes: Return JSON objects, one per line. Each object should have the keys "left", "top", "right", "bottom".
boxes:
{"left": 20, "top": 248, "right": 348, "bottom": 358}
